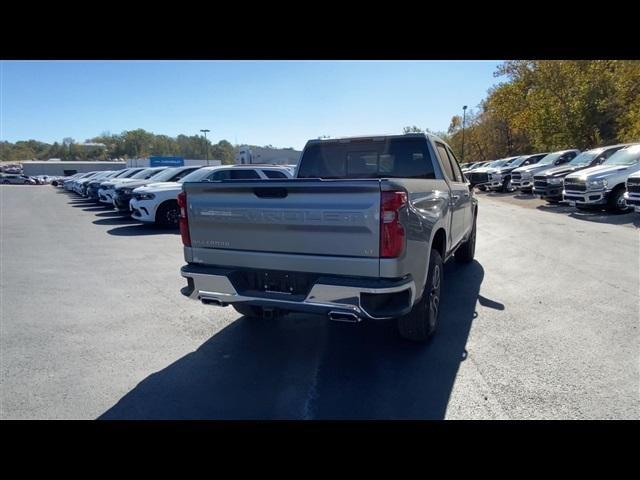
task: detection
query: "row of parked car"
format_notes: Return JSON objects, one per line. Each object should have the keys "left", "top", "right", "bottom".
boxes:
{"left": 56, "top": 164, "right": 295, "bottom": 227}
{"left": 462, "top": 144, "right": 640, "bottom": 214}
{"left": 1, "top": 173, "right": 63, "bottom": 185}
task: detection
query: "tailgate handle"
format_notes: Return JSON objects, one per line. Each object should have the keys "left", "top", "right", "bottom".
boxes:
{"left": 253, "top": 187, "right": 288, "bottom": 198}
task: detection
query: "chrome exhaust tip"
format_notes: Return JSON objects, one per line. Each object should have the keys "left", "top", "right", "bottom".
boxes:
{"left": 200, "top": 297, "right": 225, "bottom": 307}
{"left": 328, "top": 311, "right": 361, "bottom": 323}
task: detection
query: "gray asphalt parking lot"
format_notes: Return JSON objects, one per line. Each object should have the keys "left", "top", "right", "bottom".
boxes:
{"left": 1, "top": 185, "right": 638, "bottom": 419}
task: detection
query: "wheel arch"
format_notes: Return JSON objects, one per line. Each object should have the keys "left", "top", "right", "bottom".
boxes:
{"left": 431, "top": 227, "right": 447, "bottom": 260}
{"left": 154, "top": 198, "right": 179, "bottom": 221}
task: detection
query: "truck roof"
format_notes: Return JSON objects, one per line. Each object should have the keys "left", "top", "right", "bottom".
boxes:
{"left": 306, "top": 132, "right": 447, "bottom": 145}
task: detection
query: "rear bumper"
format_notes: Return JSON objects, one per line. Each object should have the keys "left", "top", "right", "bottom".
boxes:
{"left": 180, "top": 264, "right": 416, "bottom": 321}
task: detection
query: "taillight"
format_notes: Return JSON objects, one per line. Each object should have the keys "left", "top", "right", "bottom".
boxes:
{"left": 177, "top": 191, "right": 191, "bottom": 247}
{"left": 380, "top": 190, "right": 407, "bottom": 258}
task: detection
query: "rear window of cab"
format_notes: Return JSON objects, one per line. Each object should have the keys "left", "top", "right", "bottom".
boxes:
{"left": 297, "top": 137, "right": 436, "bottom": 179}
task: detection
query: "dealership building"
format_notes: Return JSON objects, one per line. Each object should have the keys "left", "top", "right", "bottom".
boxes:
{"left": 126, "top": 157, "right": 221, "bottom": 168}
{"left": 20, "top": 148, "right": 299, "bottom": 176}
{"left": 235, "top": 146, "right": 301, "bottom": 165}
{"left": 21, "top": 160, "right": 126, "bottom": 177}
{"left": 21, "top": 157, "right": 221, "bottom": 176}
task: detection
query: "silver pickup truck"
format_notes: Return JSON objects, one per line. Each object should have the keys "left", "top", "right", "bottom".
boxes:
{"left": 179, "top": 133, "right": 478, "bottom": 342}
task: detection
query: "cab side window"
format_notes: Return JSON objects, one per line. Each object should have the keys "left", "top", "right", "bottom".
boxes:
{"left": 446, "top": 146, "right": 465, "bottom": 182}
{"left": 436, "top": 143, "right": 456, "bottom": 181}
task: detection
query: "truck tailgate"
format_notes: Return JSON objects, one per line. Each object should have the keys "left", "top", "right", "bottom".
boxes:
{"left": 183, "top": 179, "right": 382, "bottom": 258}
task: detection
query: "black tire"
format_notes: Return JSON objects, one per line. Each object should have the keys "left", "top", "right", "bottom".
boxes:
{"left": 397, "top": 248, "right": 443, "bottom": 342}
{"left": 455, "top": 214, "right": 476, "bottom": 263}
{"left": 606, "top": 186, "right": 631, "bottom": 214}
{"left": 500, "top": 177, "right": 512, "bottom": 193}
{"left": 546, "top": 199, "right": 560, "bottom": 204}
{"left": 2, "top": 180, "right": 9, "bottom": 184}
{"left": 232, "top": 304, "right": 263, "bottom": 317}
{"left": 477, "top": 185, "right": 486, "bottom": 191}
{"left": 155, "top": 201, "right": 180, "bottom": 228}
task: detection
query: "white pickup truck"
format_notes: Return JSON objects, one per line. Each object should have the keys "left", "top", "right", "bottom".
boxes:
{"left": 623, "top": 170, "right": 640, "bottom": 213}
{"left": 563, "top": 144, "right": 640, "bottom": 213}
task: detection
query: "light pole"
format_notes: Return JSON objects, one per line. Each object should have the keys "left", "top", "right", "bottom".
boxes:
{"left": 461, "top": 105, "right": 468, "bottom": 164}
{"left": 200, "top": 129, "right": 210, "bottom": 165}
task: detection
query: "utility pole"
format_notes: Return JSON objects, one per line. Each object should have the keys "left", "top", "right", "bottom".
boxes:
{"left": 461, "top": 105, "right": 468, "bottom": 163}
{"left": 200, "top": 129, "right": 210, "bottom": 165}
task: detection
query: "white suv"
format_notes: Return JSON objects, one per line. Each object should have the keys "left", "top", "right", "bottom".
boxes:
{"left": 130, "top": 165, "right": 294, "bottom": 227}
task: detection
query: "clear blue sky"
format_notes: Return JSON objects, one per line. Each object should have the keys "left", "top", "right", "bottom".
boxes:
{"left": 1, "top": 60, "right": 502, "bottom": 150}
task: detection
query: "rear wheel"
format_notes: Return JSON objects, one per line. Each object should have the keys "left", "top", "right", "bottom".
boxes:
{"left": 606, "top": 186, "right": 631, "bottom": 214}
{"left": 232, "top": 304, "right": 263, "bottom": 318}
{"left": 397, "top": 248, "right": 443, "bottom": 342}
{"left": 156, "top": 201, "right": 180, "bottom": 228}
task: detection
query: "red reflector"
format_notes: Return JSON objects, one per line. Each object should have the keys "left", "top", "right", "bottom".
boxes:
{"left": 177, "top": 191, "right": 191, "bottom": 247}
{"left": 380, "top": 191, "right": 407, "bottom": 258}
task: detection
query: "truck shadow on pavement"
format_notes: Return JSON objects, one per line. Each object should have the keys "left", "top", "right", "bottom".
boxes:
{"left": 536, "top": 204, "right": 638, "bottom": 226}
{"left": 93, "top": 217, "right": 141, "bottom": 226}
{"left": 82, "top": 206, "right": 109, "bottom": 212}
{"left": 94, "top": 210, "right": 126, "bottom": 217}
{"left": 99, "top": 260, "right": 492, "bottom": 420}
{"left": 106, "top": 225, "right": 180, "bottom": 236}
{"left": 512, "top": 193, "right": 537, "bottom": 200}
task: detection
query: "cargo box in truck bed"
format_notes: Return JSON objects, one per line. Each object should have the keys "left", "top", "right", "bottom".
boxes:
{"left": 179, "top": 133, "right": 477, "bottom": 342}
